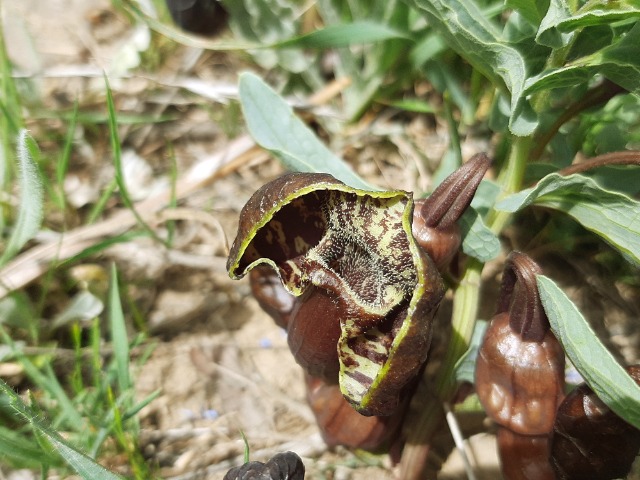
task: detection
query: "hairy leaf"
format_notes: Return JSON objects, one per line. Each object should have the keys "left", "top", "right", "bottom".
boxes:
{"left": 496, "top": 173, "right": 640, "bottom": 264}
{"left": 553, "top": 1, "right": 640, "bottom": 32}
{"left": 506, "top": 0, "right": 547, "bottom": 25}
{"left": 459, "top": 208, "right": 500, "bottom": 262}
{"left": 404, "top": 0, "right": 537, "bottom": 135}
{"left": 0, "top": 131, "right": 44, "bottom": 267}
{"left": 239, "top": 73, "right": 375, "bottom": 190}
{"left": 525, "top": 23, "right": 640, "bottom": 96}
{"left": 537, "top": 275, "right": 640, "bottom": 430}
{"left": 0, "top": 425, "right": 57, "bottom": 467}
{"left": 537, "top": 0, "right": 574, "bottom": 48}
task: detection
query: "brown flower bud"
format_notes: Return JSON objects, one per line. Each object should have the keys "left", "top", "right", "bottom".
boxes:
{"left": 412, "top": 153, "right": 491, "bottom": 270}
{"left": 475, "top": 252, "right": 565, "bottom": 435}
{"left": 550, "top": 365, "right": 640, "bottom": 480}
{"left": 223, "top": 451, "right": 305, "bottom": 480}
{"left": 475, "top": 312, "right": 565, "bottom": 435}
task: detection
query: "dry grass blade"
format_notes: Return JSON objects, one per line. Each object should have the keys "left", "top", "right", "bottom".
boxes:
{"left": 0, "top": 135, "right": 256, "bottom": 299}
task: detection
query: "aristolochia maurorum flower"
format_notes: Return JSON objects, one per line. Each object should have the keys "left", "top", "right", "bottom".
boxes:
{"left": 227, "top": 173, "right": 445, "bottom": 416}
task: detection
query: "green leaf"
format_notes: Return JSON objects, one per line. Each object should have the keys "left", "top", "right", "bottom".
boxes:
{"left": 567, "top": 24, "right": 614, "bottom": 60}
{"left": 276, "top": 21, "right": 409, "bottom": 49}
{"left": 537, "top": 275, "right": 640, "bottom": 430}
{"left": 454, "top": 319, "right": 489, "bottom": 383}
{"left": 535, "top": 0, "right": 640, "bottom": 47}
{"left": 525, "top": 23, "right": 640, "bottom": 96}
{"left": 593, "top": 22, "right": 640, "bottom": 94}
{"left": 459, "top": 208, "right": 501, "bottom": 262}
{"left": 404, "top": 0, "right": 537, "bottom": 135}
{"left": 536, "top": 0, "right": 574, "bottom": 47}
{"left": 222, "top": 0, "right": 311, "bottom": 73}
{"left": 238, "top": 72, "right": 376, "bottom": 190}
{"left": 523, "top": 64, "right": 597, "bottom": 95}
{"left": 109, "top": 265, "right": 131, "bottom": 394}
{"left": 554, "top": 1, "right": 640, "bottom": 32}
{"left": 496, "top": 173, "right": 640, "bottom": 264}
{"left": 470, "top": 179, "right": 501, "bottom": 216}
{"left": 0, "top": 131, "right": 44, "bottom": 267}
{"left": 506, "top": 0, "right": 547, "bottom": 25}
{"left": 589, "top": 166, "right": 640, "bottom": 196}
{"left": 384, "top": 98, "right": 436, "bottom": 114}
{"left": 0, "top": 379, "right": 124, "bottom": 479}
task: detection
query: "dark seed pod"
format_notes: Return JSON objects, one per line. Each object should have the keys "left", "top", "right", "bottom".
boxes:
{"left": 223, "top": 451, "right": 305, "bottom": 480}
{"left": 165, "top": 0, "right": 227, "bottom": 36}
{"left": 227, "top": 172, "right": 445, "bottom": 416}
{"left": 412, "top": 153, "right": 491, "bottom": 270}
{"left": 550, "top": 365, "right": 640, "bottom": 480}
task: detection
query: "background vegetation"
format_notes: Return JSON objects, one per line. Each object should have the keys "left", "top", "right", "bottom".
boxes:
{"left": 1, "top": 0, "right": 639, "bottom": 478}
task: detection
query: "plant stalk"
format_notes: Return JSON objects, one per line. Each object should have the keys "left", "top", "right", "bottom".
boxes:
{"left": 400, "top": 133, "right": 532, "bottom": 479}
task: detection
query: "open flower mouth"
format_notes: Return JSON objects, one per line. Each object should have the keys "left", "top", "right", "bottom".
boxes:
{"left": 228, "top": 173, "right": 444, "bottom": 416}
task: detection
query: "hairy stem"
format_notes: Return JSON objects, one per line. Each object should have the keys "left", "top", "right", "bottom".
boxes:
{"left": 556, "top": 150, "right": 640, "bottom": 177}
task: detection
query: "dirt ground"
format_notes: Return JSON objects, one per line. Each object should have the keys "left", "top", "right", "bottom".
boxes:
{"left": 3, "top": 2, "right": 640, "bottom": 479}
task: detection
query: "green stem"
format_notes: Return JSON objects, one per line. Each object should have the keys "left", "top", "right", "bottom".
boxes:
{"left": 486, "top": 135, "right": 532, "bottom": 234}
{"left": 401, "top": 133, "right": 533, "bottom": 478}
{"left": 434, "top": 258, "right": 482, "bottom": 397}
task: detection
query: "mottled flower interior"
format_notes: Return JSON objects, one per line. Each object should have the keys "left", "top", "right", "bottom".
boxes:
{"left": 228, "top": 173, "right": 444, "bottom": 415}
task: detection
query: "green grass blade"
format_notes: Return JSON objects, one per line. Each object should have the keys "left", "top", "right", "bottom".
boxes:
{"left": 0, "top": 379, "right": 124, "bottom": 479}
{"left": 0, "top": 15, "right": 23, "bottom": 192}
{"left": 537, "top": 275, "right": 640, "bottom": 430}
{"left": 122, "top": 389, "right": 160, "bottom": 422}
{"left": 240, "top": 430, "right": 250, "bottom": 463}
{"left": 54, "top": 101, "right": 79, "bottom": 211}
{"left": 87, "top": 178, "right": 118, "bottom": 224}
{"left": 0, "top": 329, "right": 84, "bottom": 429}
{"left": 109, "top": 264, "right": 131, "bottom": 393}
{"left": 0, "top": 131, "right": 44, "bottom": 267}
{"left": 0, "top": 424, "right": 56, "bottom": 468}
{"left": 104, "top": 75, "right": 162, "bottom": 243}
